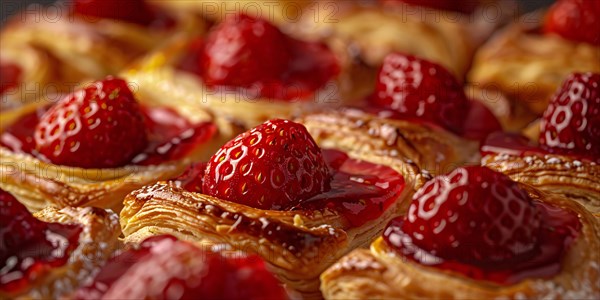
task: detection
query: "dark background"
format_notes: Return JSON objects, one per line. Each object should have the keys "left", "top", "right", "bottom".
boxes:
{"left": 0, "top": 0, "right": 555, "bottom": 26}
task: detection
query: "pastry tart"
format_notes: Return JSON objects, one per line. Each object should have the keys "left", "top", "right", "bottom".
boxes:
{"left": 0, "top": 189, "right": 120, "bottom": 299}
{"left": 121, "top": 119, "right": 428, "bottom": 298}
{"left": 0, "top": 77, "right": 241, "bottom": 212}
{"left": 297, "top": 52, "right": 502, "bottom": 175}
{"left": 125, "top": 12, "right": 360, "bottom": 128}
{"left": 482, "top": 72, "right": 600, "bottom": 213}
{"left": 73, "top": 235, "right": 287, "bottom": 299}
{"left": 321, "top": 166, "right": 600, "bottom": 299}
{"left": 289, "top": 0, "right": 513, "bottom": 85}
{"left": 0, "top": 0, "right": 205, "bottom": 109}
{"left": 468, "top": 1, "right": 600, "bottom": 130}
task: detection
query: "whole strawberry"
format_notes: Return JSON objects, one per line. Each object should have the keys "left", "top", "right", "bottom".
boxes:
{"left": 370, "top": 53, "right": 470, "bottom": 134}
{"left": 539, "top": 72, "right": 600, "bottom": 160}
{"left": 402, "top": 166, "right": 541, "bottom": 265}
{"left": 203, "top": 119, "right": 330, "bottom": 210}
{"left": 202, "top": 14, "right": 291, "bottom": 88}
{"left": 34, "top": 77, "right": 147, "bottom": 168}
{"left": 544, "top": 0, "right": 600, "bottom": 46}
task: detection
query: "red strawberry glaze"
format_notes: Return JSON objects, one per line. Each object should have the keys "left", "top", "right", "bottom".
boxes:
{"left": 364, "top": 98, "right": 501, "bottom": 141}
{"left": 178, "top": 14, "right": 340, "bottom": 101}
{"left": 0, "top": 189, "right": 82, "bottom": 294}
{"left": 383, "top": 201, "right": 581, "bottom": 285}
{"left": 0, "top": 61, "right": 22, "bottom": 95}
{"left": 480, "top": 132, "right": 548, "bottom": 158}
{"left": 183, "top": 149, "right": 405, "bottom": 227}
{"left": 295, "top": 149, "right": 406, "bottom": 227}
{"left": 481, "top": 131, "right": 598, "bottom": 164}
{"left": 73, "top": 235, "right": 287, "bottom": 300}
{"left": 0, "top": 106, "right": 216, "bottom": 166}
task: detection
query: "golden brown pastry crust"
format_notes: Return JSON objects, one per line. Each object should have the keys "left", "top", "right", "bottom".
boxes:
{"left": 290, "top": 1, "right": 500, "bottom": 80}
{"left": 0, "top": 83, "right": 242, "bottom": 212}
{"left": 468, "top": 11, "right": 600, "bottom": 120}
{"left": 483, "top": 152, "right": 600, "bottom": 214}
{"left": 124, "top": 30, "right": 359, "bottom": 129}
{"left": 0, "top": 206, "right": 120, "bottom": 299}
{"left": 321, "top": 188, "right": 600, "bottom": 299}
{"left": 121, "top": 148, "right": 427, "bottom": 299}
{"left": 0, "top": 3, "right": 205, "bottom": 109}
{"left": 296, "top": 108, "right": 480, "bottom": 175}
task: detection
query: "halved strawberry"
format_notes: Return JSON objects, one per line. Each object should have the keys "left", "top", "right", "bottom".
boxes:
{"left": 539, "top": 72, "right": 600, "bottom": 161}
{"left": 203, "top": 119, "right": 330, "bottom": 210}
{"left": 544, "top": 0, "right": 600, "bottom": 46}
{"left": 402, "top": 166, "right": 541, "bottom": 264}
{"left": 370, "top": 53, "right": 470, "bottom": 134}
{"left": 202, "top": 14, "right": 291, "bottom": 88}
{"left": 34, "top": 77, "right": 147, "bottom": 168}
{"left": 74, "top": 0, "right": 155, "bottom": 26}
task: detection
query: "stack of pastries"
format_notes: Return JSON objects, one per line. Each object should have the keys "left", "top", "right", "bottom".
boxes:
{"left": 1, "top": 0, "right": 598, "bottom": 299}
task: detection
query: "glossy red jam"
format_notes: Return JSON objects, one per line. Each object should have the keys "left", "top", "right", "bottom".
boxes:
{"left": 0, "top": 61, "right": 22, "bottom": 95}
{"left": 178, "top": 149, "right": 405, "bottom": 227}
{"left": 296, "top": 149, "right": 406, "bottom": 227}
{"left": 383, "top": 201, "right": 581, "bottom": 285}
{"left": 481, "top": 132, "right": 599, "bottom": 163}
{"left": 364, "top": 99, "right": 501, "bottom": 141}
{"left": 0, "top": 190, "right": 82, "bottom": 294}
{"left": 177, "top": 38, "right": 340, "bottom": 101}
{"left": 0, "top": 106, "right": 216, "bottom": 166}
{"left": 73, "top": 235, "right": 287, "bottom": 300}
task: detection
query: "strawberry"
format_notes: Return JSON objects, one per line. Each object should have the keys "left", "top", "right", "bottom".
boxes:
{"left": 370, "top": 53, "right": 470, "bottom": 134}
{"left": 544, "top": 0, "right": 600, "bottom": 46}
{"left": 202, "top": 14, "right": 291, "bottom": 88}
{"left": 73, "top": 235, "right": 287, "bottom": 300}
{"left": 174, "top": 162, "right": 208, "bottom": 193}
{"left": 74, "top": 0, "right": 155, "bottom": 26}
{"left": 34, "top": 77, "right": 147, "bottom": 168}
{"left": 0, "top": 61, "right": 22, "bottom": 95}
{"left": 402, "top": 166, "right": 541, "bottom": 264}
{"left": 203, "top": 119, "right": 330, "bottom": 210}
{"left": 539, "top": 73, "right": 600, "bottom": 160}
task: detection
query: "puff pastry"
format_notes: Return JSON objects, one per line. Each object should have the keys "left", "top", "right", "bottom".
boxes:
{"left": 0, "top": 80, "right": 241, "bottom": 212}
{"left": 0, "top": 2, "right": 205, "bottom": 110}
{"left": 121, "top": 145, "right": 427, "bottom": 299}
{"left": 124, "top": 15, "right": 357, "bottom": 129}
{"left": 289, "top": 0, "right": 511, "bottom": 81}
{"left": 296, "top": 108, "right": 480, "bottom": 175}
{"left": 0, "top": 202, "right": 120, "bottom": 299}
{"left": 321, "top": 178, "right": 600, "bottom": 299}
{"left": 468, "top": 11, "right": 600, "bottom": 129}
{"left": 483, "top": 153, "right": 600, "bottom": 214}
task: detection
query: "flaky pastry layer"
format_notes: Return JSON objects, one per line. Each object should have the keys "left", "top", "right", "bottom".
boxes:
{"left": 0, "top": 82, "right": 242, "bottom": 212}
{"left": 321, "top": 189, "right": 600, "bottom": 299}
{"left": 1, "top": 206, "right": 120, "bottom": 299}
{"left": 468, "top": 11, "right": 600, "bottom": 116}
{"left": 0, "top": 4, "right": 205, "bottom": 109}
{"left": 296, "top": 108, "right": 479, "bottom": 176}
{"left": 121, "top": 149, "right": 426, "bottom": 299}
{"left": 483, "top": 152, "right": 600, "bottom": 214}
